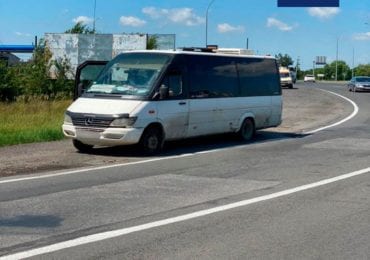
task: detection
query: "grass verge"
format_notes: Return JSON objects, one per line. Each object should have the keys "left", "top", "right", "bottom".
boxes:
{"left": 0, "top": 100, "right": 72, "bottom": 147}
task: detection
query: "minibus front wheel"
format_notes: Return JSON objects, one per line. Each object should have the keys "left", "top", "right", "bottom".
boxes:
{"left": 238, "top": 118, "right": 255, "bottom": 142}
{"left": 139, "top": 125, "right": 164, "bottom": 155}
{"left": 73, "top": 139, "right": 94, "bottom": 153}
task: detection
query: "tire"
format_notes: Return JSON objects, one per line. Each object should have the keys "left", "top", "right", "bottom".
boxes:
{"left": 139, "top": 126, "right": 164, "bottom": 155}
{"left": 73, "top": 139, "right": 94, "bottom": 153}
{"left": 238, "top": 118, "right": 255, "bottom": 142}
{"left": 288, "top": 84, "right": 293, "bottom": 89}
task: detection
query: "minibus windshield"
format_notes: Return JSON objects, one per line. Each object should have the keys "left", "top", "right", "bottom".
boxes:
{"left": 86, "top": 53, "right": 172, "bottom": 97}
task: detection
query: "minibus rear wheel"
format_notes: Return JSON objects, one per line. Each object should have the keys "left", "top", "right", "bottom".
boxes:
{"left": 73, "top": 139, "right": 94, "bottom": 153}
{"left": 238, "top": 118, "right": 255, "bottom": 141}
{"left": 139, "top": 126, "right": 164, "bottom": 155}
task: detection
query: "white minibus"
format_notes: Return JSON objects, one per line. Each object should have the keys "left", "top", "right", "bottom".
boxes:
{"left": 63, "top": 49, "right": 282, "bottom": 154}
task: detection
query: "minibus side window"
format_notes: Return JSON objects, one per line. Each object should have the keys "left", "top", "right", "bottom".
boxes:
{"left": 160, "top": 73, "right": 183, "bottom": 99}
{"left": 168, "top": 75, "right": 182, "bottom": 97}
{"left": 238, "top": 58, "right": 281, "bottom": 96}
{"left": 188, "top": 55, "right": 238, "bottom": 98}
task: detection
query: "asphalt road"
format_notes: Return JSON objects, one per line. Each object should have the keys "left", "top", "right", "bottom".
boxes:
{"left": 0, "top": 82, "right": 369, "bottom": 259}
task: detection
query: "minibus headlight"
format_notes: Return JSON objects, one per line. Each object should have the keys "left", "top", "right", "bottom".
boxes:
{"left": 110, "top": 117, "right": 137, "bottom": 127}
{"left": 64, "top": 113, "right": 73, "bottom": 125}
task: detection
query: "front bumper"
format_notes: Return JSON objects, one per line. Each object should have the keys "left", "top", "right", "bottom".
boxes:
{"left": 280, "top": 81, "right": 293, "bottom": 87}
{"left": 62, "top": 124, "right": 144, "bottom": 146}
{"left": 354, "top": 85, "right": 370, "bottom": 91}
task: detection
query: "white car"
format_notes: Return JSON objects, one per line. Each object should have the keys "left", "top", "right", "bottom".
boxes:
{"left": 304, "top": 75, "right": 315, "bottom": 82}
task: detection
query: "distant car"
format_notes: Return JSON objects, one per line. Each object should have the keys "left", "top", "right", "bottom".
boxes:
{"left": 304, "top": 75, "right": 315, "bottom": 82}
{"left": 347, "top": 76, "right": 370, "bottom": 92}
{"left": 279, "top": 67, "right": 293, "bottom": 88}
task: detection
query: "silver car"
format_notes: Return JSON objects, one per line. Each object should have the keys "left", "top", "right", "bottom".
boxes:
{"left": 348, "top": 76, "right": 370, "bottom": 92}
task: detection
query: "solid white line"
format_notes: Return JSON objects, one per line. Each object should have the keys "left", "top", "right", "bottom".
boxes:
{"left": 2, "top": 166, "right": 369, "bottom": 260}
{"left": 304, "top": 89, "right": 359, "bottom": 134}
{"left": 0, "top": 145, "right": 247, "bottom": 185}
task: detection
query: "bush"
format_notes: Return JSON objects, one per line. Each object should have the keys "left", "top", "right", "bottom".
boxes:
{"left": 0, "top": 41, "right": 74, "bottom": 102}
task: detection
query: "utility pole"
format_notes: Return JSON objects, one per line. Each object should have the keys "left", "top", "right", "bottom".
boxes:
{"left": 352, "top": 47, "right": 355, "bottom": 78}
{"left": 313, "top": 61, "right": 315, "bottom": 78}
{"left": 296, "top": 56, "right": 300, "bottom": 79}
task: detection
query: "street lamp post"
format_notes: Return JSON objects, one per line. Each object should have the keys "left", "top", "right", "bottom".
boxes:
{"left": 206, "top": 0, "right": 216, "bottom": 47}
{"left": 335, "top": 37, "right": 338, "bottom": 81}
{"left": 93, "top": 0, "right": 97, "bottom": 33}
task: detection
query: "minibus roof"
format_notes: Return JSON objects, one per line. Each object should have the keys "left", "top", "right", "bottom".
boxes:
{"left": 119, "top": 49, "right": 277, "bottom": 60}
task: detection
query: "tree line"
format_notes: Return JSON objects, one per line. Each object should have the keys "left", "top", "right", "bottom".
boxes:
{"left": 276, "top": 53, "right": 370, "bottom": 80}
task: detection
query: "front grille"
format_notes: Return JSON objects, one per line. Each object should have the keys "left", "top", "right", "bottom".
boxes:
{"left": 75, "top": 127, "right": 105, "bottom": 132}
{"left": 71, "top": 116, "right": 113, "bottom": 128}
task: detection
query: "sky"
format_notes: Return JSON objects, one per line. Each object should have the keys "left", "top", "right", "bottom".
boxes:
{"left": 0, "top": 0, "right": 369, "bottom": 70}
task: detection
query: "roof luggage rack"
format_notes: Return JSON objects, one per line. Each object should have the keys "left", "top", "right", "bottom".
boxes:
{"left": 180, "top": 46, "right": 254, "bottom": 56}
{"left": 180, "top": 45, "right": 218, "bottom": 53}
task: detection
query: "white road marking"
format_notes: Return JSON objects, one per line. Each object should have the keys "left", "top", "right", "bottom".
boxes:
{"left": 0, "top": 147, "right": 240, "bottom": 185}
{"left": 0, "top": 88, "right": 359, "bottom": 185}
{"left": 303, "top": 89, "right": 359, "bottom": 134}
{"left": 2, "top": 166, "right": 369, "bottom": 259}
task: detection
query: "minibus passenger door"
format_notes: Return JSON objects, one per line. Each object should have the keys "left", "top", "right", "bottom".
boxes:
{"left": 156, "top": 73, "right": 189, "bottom": 140}
{"left": 74, "top": 60, "right": 108, "bottom": 100}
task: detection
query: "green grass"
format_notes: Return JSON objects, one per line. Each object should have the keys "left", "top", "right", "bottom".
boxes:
{"left": 0, "top": 100, "right": 72, "bottom": 147}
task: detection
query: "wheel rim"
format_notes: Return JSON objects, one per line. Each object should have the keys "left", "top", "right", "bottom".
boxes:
{"left": 242, "top": 119, "right": 253, "bottom": 140}
{"left": 147, "top": 135, "right": 159, "bottom": 150}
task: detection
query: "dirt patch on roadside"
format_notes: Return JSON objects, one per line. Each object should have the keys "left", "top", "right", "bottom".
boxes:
{"left": 0, "top": 85, "right": 353, "bottom": 178}
{"left": 270, "top": 86, "right": 352, "bottom": 133}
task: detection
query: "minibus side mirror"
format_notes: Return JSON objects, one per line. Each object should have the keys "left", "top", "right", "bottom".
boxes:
{"left": 77, "top": 82, "right": 84, "bottom": 98}
{"left": 159, "top": 84, "right": 169, "bottom": 99}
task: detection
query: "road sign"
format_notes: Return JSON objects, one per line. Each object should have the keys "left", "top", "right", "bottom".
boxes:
{"left": 316, "top": 56, "right": 327, "bottom": 65}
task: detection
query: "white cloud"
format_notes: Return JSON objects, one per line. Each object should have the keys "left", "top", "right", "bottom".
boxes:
{"left": 72, "top": 16, "right": 94, "bottom": 25}
{"left": 119, "top": 16, "right": 146, "bottom": 27}
{"left": 307, "top": 7, "right": 340, "bottom": 19}
{"left": 15, "top": 31, "right": 32, "bottom": 37}
{"left": 142, "top": 7, "right": 204, "bottom": 26}
{"left": 61, "top": 9, "right": 69, "bottom": 15}
{"left": 142, "top": 7, "right": 167, "bottom": 19}
{"left": 353, "top": 32, "right": 370, "bottom": 41}
{"left": 266, "top": 18, "right": 294, "bottom": 31}
{"left": 217, "top": 23, "right": 245, "bottom": 33}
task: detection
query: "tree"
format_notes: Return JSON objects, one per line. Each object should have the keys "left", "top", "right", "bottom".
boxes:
{"left": 65, "top": 22, "right": 95, "bottom": 34}
{"left": 275, "top": 53, "right": 294, "bottom": 67}
{"left": 0, "top": 38, "right": 74, "bottom": 101}
{"left": 354, "top": 64, "right": 370, "bottom": 76}
{"left": 0, "top": 60, "right": 19, "bottom": 101}
{"left": 323, "top": 60, "right": 350, "bottom": 81}
{"left": 147, "top": 35, "right": 158, "bottom": 50}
